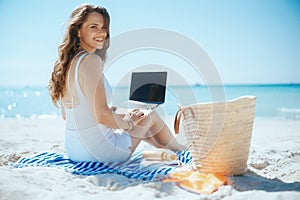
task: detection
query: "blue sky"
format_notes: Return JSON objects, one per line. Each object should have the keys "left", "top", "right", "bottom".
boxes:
{"left": 0, "top": 0, "right": 299, "bottom": 86}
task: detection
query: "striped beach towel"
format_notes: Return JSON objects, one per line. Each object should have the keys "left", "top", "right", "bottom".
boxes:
{"left": 12, "top": 151, "right": 192, "bottom": 181}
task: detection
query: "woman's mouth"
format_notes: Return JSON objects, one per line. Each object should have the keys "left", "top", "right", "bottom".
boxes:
{"left": 94, "top": 38, "right": 104, "bottom": 43}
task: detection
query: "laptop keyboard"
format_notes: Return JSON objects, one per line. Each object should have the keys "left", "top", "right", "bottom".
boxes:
{"left": 135, "top": 103, "right": 157, "bottom": 110}
{"left": 115, "top": 101, "right": 159, "bottom": 115}
{"left": 129, "top": 101, "right": 158, "bottom": 110}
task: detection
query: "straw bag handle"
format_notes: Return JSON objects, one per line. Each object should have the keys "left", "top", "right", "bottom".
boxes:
{"left": 174, "top": 106, "right": 195, "bottom": 134}
{"left": 174, "top": 108, "right": 182, "bottom": 134}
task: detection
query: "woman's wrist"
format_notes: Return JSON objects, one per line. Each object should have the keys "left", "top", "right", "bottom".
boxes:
{"left": 127, "top": 120, "right": 134, "bottom": 130}
{"left": 123, "top": 114, "right": 134, "bottom": 131}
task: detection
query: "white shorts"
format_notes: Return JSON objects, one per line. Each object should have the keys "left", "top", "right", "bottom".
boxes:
{"left": 65, "top": 125, "right": 132, "bottom": 162}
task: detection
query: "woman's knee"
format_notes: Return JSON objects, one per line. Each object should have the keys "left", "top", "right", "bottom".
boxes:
{"left": 145, "top": 110, "right": 163, "bottom": 126}
{"left": 131, "top": 111, "right": 164, "bottom": 137}
{"left": 136, "top": 110, "right": 158, "bottom": 128}
{"left": 148, "top": 110, "right": 160, "bottom": 119}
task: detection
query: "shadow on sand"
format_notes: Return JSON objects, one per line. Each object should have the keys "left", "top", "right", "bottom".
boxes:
{"left": 229, "top": 170, "right": 300, "bottom": 192}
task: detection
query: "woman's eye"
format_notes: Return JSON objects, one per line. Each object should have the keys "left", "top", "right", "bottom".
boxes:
{"left": 90, "top": 26, "right": 97, "bottom": 29}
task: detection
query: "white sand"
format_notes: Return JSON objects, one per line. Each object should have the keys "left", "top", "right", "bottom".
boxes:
{"left": 0, "top": 117, "right": 300, "bottom": 200}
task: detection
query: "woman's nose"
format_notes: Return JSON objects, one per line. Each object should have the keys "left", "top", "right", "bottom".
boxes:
{"left": 98, "top": 28, "right": 106, "bottom": 34}
{"left": 98, "top": 29, "right": 107, "bottom": 37}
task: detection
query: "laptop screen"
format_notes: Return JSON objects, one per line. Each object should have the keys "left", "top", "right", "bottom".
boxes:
{"left": 129, "top": 72, "right": 167, "bottom": 104}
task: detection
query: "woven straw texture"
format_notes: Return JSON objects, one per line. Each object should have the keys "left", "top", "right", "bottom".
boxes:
{"left": 175, "top": 96, "right": 256, "bottom": 175}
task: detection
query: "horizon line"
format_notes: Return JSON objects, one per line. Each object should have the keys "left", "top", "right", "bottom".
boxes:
{"left": 1, "top": 82, "right": 300, "bottom": 88}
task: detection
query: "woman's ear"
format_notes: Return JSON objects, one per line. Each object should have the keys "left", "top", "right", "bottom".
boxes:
{"left": 77, "top": 30, "right": 81, "bottom": 38}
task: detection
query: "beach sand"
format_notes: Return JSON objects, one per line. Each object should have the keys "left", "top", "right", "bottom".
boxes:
{"left": 0, "top": 117, "right": 300, "bottom": 200}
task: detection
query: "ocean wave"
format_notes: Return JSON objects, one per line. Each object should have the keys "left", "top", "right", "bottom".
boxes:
{"left": 279, "top": 108, "right": 300, "bottom": 120}
{"left": 1, "top": 85, "right": 300, "bottom": 120}
{"left": 0, "top": 114, "right": 61, "bottom": 120}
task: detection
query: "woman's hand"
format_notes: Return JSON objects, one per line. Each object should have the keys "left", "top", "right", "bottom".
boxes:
{"left": 121, "top": 108, "right": 147, "bottom": 131}
{"left": 128, "top": 109, "right": 146, "bottom": 126}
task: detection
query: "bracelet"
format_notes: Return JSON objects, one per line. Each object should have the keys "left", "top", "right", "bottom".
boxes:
{"left": 123, "top": 114, "right": 134, "bottom": 131}
{"left": 123, "top": 119, "right": 133, "bottom": 131}
{"left": 127, "top": 120, "right": 134, "bottom": 130}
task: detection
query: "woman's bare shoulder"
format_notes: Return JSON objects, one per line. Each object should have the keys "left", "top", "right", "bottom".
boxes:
{"left": 80, "top": 53, "right": 104, "bottom": 74}
{"left": 82, "top": 53, "right": 103, "bottom": 65}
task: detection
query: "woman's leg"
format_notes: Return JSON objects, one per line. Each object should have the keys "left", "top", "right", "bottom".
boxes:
{"left": 148, "top": 122, "right": 181, "bottom": 151}
{"left": 128, "top": 111, "right": 181, "bottom": 153}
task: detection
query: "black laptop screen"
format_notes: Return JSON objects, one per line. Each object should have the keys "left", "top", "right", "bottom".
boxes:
{"left": 129, "top": 72, "right": 167, "bottom": 104}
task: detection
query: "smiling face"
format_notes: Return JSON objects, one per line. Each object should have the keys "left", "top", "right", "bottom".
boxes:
{"left": 78, "top": 12, "right": 107, "bottom": 53}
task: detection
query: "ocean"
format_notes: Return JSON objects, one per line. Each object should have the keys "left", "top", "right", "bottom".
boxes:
{"left": 1, "top": 84, "right": 300, "bottom": 120}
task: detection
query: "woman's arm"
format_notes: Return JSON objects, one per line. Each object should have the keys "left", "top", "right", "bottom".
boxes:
{"left": 79, "top": 54, "right": 133, "bottom": 130}
{"left": 61, "top": 102, "right": 66, "bottom": 120}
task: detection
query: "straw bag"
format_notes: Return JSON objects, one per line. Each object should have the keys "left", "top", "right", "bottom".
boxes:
{"left": 174, "top": 96, "right": 256, "bottom": 175}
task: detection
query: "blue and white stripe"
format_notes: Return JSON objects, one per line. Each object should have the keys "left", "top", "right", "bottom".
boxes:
{"left": 12, "top": 151, "right": 192, "bottom": 181}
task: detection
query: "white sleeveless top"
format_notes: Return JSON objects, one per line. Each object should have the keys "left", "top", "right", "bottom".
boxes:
{"left": 64, "top": 52, "right": 112, "bottom": 131}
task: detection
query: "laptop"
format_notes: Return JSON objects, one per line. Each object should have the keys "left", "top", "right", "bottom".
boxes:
{"left": 115, "top": 71, "right": 167, "bottom": 115}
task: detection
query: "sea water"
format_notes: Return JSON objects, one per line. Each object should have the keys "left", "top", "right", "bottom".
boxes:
{"left": 1, "top": 84, "right": 300, "bottom": 120}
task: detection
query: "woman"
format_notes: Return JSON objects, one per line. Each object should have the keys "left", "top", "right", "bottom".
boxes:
{"left": 48, "top": 4, "right": 181, "bottom": 162}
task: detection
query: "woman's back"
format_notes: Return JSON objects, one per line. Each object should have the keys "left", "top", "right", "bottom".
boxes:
{"left": 63, "top": 52, "right": 98, "bottom": 130}
{"left": 63, "top": 52, "right": 112, "bottom": 130}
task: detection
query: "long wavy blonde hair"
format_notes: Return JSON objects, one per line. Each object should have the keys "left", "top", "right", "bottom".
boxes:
{"left": 48, "top": 4, "right": 110, "bottom": 107}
